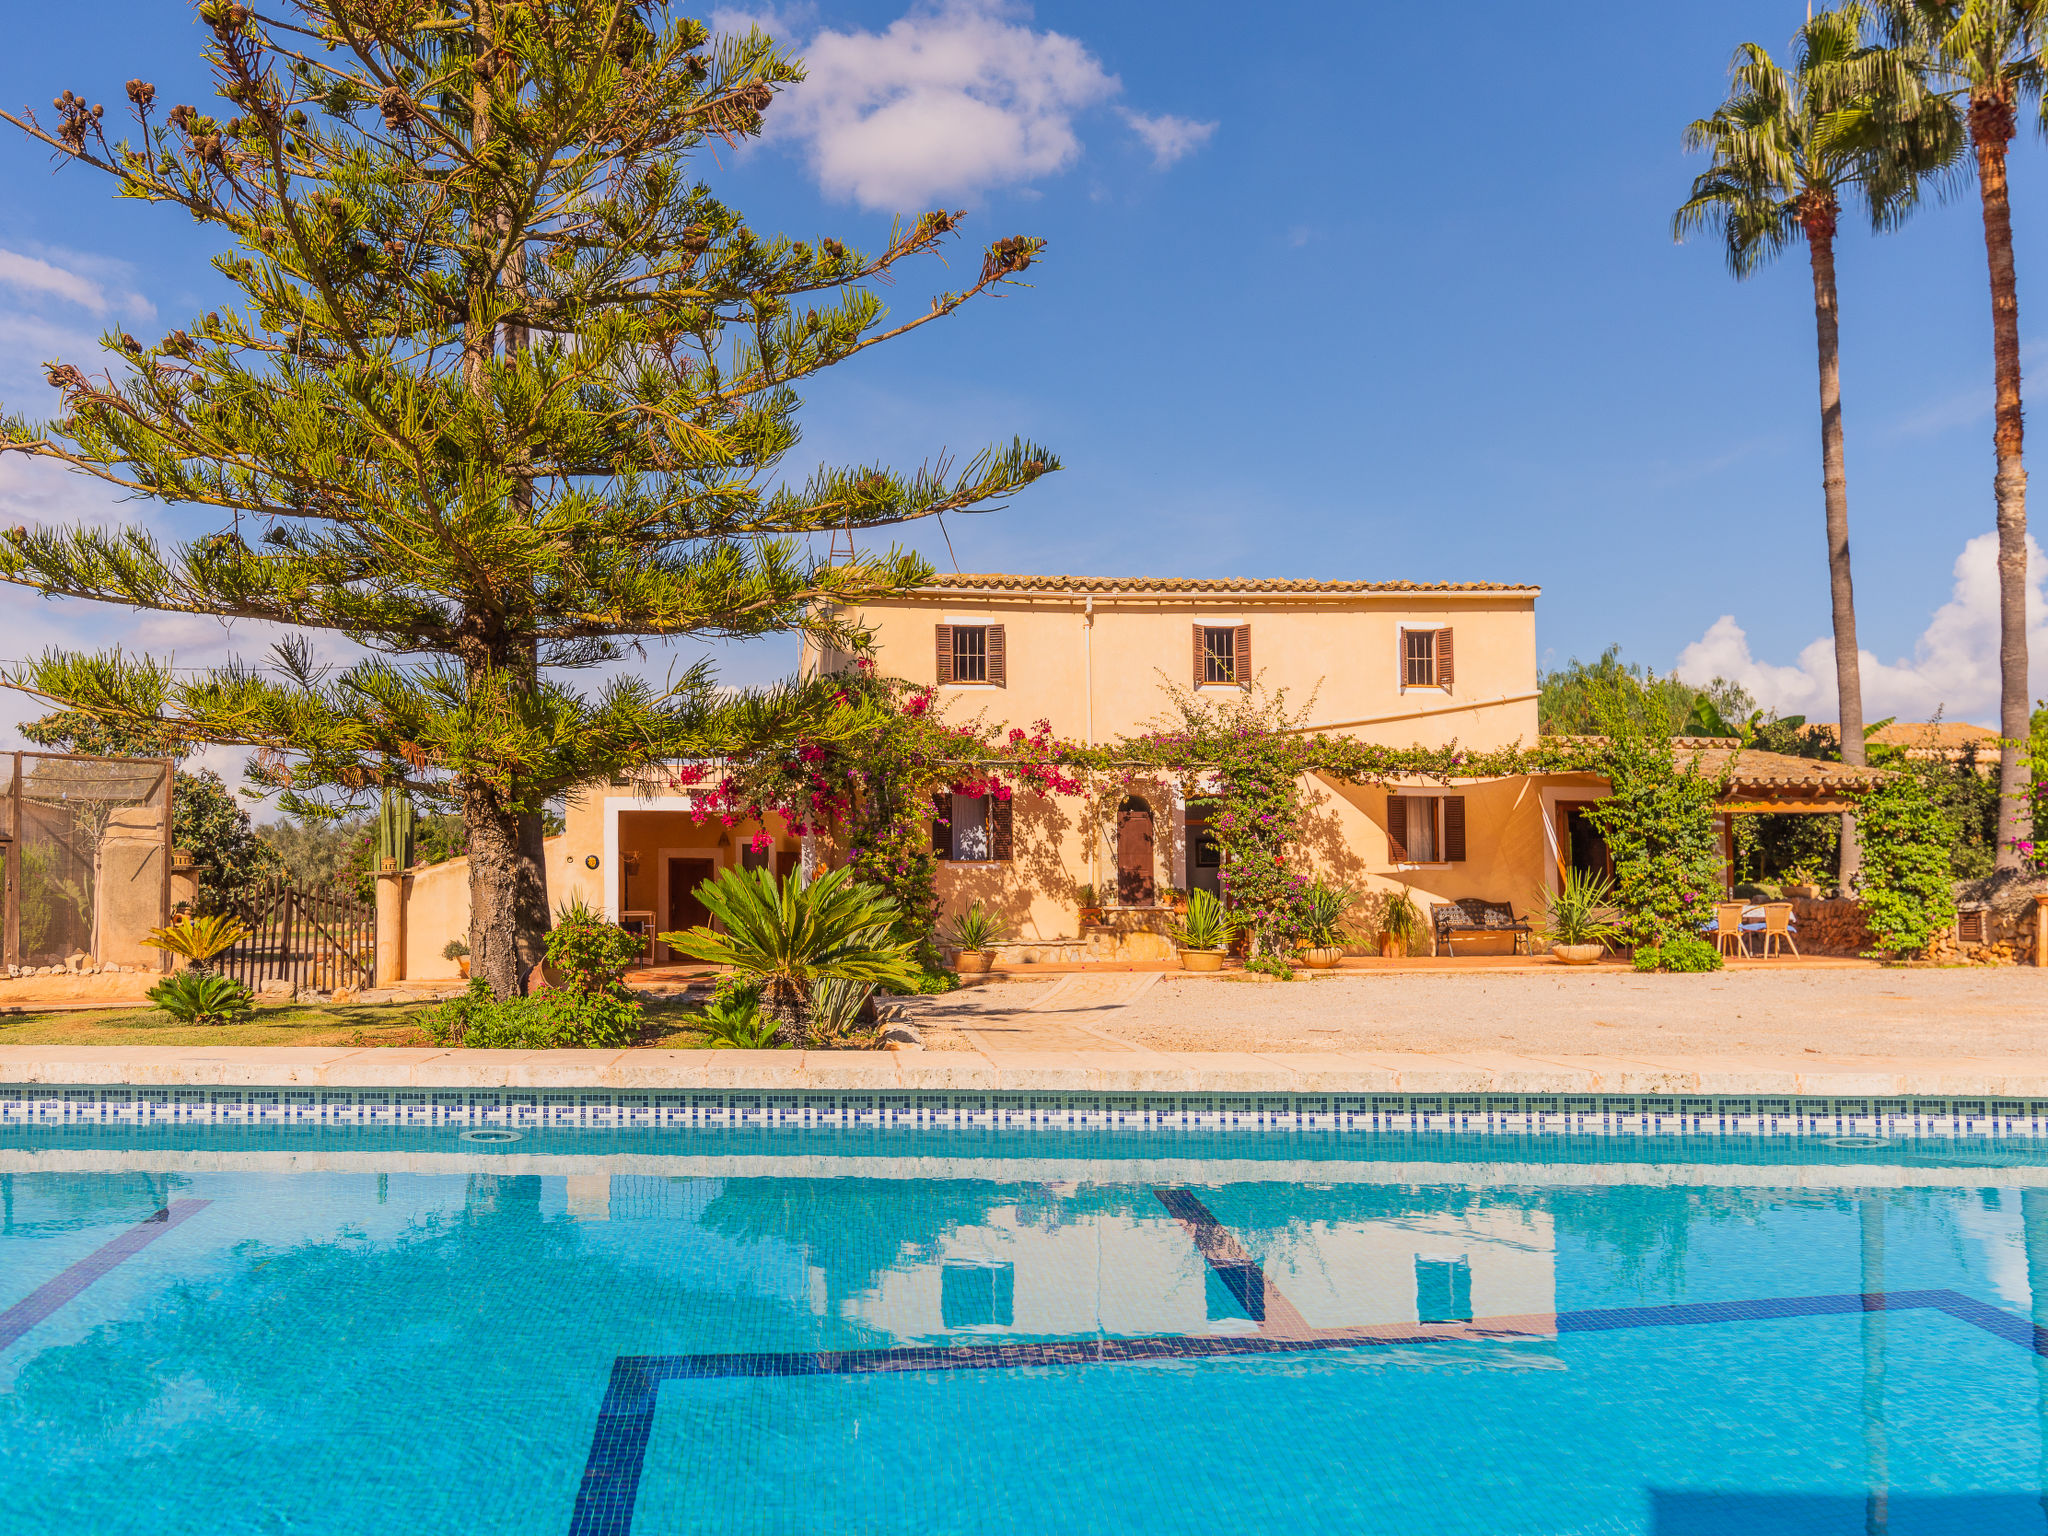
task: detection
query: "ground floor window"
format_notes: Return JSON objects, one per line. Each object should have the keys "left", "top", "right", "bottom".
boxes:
{"left": 933, "top": 792, "right": 1013, "bottom": 862}
{"left": 1389, "top": 793, "right": 1467, "bottom": 864}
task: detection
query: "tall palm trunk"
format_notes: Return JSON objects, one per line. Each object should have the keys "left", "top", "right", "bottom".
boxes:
{"left": 1803, "top": 197, "right": 1867, "bottom": 887}
{"left": 1972, "top": 89, "right": 2031, "bottom": 870}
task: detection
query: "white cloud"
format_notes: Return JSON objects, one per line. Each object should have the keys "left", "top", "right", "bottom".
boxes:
{"left": 1121, "top": 109, "right": 1216, "bottom": 168}
{"left": 730, "top": 1, "right": 1207, "bottom": 209}
{"left": 0, "top": 249, "right": 109, "bottom": 312}
{"left": 0, "top": 246, "right": 152, "bottom": 320}
{"left": 1674, "top": 531, "right": 2047, "bottom": 727}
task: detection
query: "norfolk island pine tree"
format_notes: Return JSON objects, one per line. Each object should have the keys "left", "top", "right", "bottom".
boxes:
{"left": 1675, "top": 5, "right": 1958, "bottom": 887}
{"left": 0, "top": 1, "right": 1057, "bottom": 998}
{"left": 1876, "top": 0, "right": 2045, "bottom": 868}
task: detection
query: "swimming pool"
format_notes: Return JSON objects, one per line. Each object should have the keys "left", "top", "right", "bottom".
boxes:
{"left": 3, "top": 1116, "right": 2046, "bottom": 1534}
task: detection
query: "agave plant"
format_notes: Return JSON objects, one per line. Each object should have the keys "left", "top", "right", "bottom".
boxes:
{"left": 147, "top": 970, "right": 254, "bottom": 1026}
{"left": 1541, "top": 867, "right": 1624, "bottom": 949}
{"left": 660, "top": 867, "right": 919, "bottom": 1046}
{"left": 140, "top": 913, "right": 250, "bottom": 969}
{"left": 940, "top": 901, "right": 1013, "bottom": 954}
{"left": 1170, "top": 888, "right": 1239, "bottom": 951}
{"left": 1298, "top": 881, "right": 1357, "bottom": 949}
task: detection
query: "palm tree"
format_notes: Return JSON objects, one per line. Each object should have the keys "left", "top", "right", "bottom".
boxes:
{"left": 660, "top": 865, "right": 919, "bottom": 1045}
{"left": 1876, "top": 0, "right": 2046, "bottom": 869}
{"left": 1675, "top": 5, "right": 1958, "bottom": 885}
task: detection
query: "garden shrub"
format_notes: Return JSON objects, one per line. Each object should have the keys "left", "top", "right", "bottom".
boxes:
{"left": 1585, "top": 733, "right": 1728, "bottom": 970}
{"left": 422, "top": 982, "right": 641, "bottom": 1049}
{"left": 545, "top": 897, "right": 642, "bottom": 995}
{"left": 1630, "top": 934, "right": 1721, "bottom": 974}
{"left": 1854, "top": 773, "right": 1956, "bottom": 958}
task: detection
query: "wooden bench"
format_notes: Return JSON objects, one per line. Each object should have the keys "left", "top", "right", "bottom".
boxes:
{"left": 1432, "top": 898, "right": 1533, "bottom": 956}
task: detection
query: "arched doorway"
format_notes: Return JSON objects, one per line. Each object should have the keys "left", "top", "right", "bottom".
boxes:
{"left": 1116, "top": 796, "right": 1156, "bottom": 905}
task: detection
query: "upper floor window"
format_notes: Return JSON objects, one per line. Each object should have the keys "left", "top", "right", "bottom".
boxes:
{"left": 1401, "top": 627, "right": 1454, "bottom": 689}
{"left": 935, "top": 623, "right": 1006, "bottom": 686}
{"left": 1194, "top": 623, "right": 1251, "bottom": 687}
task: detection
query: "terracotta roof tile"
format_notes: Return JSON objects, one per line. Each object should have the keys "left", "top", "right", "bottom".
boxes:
{"left": 1549, "top": 737, "right": 1889, "bottom": 793}
{"left": 918, "top": 573, "right": 1538, "bottom": 595}
{"left": 1866, "top": 721, "right": 2001, "bottom": 749}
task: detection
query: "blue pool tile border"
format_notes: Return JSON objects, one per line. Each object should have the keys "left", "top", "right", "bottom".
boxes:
{"left": 7, "top": 1083, "right": 2048, "bottom": 1136}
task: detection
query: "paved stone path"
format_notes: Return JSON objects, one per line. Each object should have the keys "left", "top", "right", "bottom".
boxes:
{"left": 903, "top": 974, "right": 1167, "bottom": 1052}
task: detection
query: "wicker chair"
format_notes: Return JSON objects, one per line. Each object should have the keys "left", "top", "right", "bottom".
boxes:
{"left": 1759, "top": 902, "right": 1798, "bottom": 958}
{"left": 1712, "top": 902, "right": 1749, "bottom": 959}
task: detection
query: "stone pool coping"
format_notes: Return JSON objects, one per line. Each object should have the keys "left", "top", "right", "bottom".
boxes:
{"left": 7, "top": 1044, "right": 2048, "bottom": 1097}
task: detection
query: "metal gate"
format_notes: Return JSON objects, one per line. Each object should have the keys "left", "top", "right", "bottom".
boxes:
{"left": 215, "top": 881, "right": 375, "bottom": 994}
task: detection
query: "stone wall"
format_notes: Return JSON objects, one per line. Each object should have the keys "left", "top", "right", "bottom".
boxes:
{"left": 1929, "top": 884, "right": 2045, "bottom": 966}
{"left": 1787, "top": 897, "right": 1872, "bottom": 957}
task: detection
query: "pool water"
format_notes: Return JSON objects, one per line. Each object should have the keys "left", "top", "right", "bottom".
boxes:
{"left": 3, "top": 1127, "right": 2046, "bottom": 1534}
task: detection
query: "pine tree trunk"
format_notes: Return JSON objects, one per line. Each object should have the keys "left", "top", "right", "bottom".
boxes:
{"left": 1974, "top": 95, "right": 2031, "bottom": 871}
{"left": 1805, "top": 215, "right": 1865, "bottom": 889}
{"left": 465, "top": 784, "right": 525, "bottom": 999}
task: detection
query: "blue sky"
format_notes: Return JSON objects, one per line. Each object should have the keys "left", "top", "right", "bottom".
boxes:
{"left": 1, "top": 0, "right": 2045, "bottom": 760}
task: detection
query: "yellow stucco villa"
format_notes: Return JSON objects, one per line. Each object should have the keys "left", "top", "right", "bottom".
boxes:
{"left": 384, "top": 572, "right": 1880, "bottom": 979}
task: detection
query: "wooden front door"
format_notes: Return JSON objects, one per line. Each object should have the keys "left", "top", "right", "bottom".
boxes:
{"left": 1116, "top": 797, "right": 1155, "bottom": 905}
{"left": 664, "top": 857, "right": 714, "bottom": 959}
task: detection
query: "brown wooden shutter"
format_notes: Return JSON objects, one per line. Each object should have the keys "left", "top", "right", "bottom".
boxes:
{"left": 1386, "top": 795, "right": 1409, "bottom": 861}
{"left": 931, "top": 791, "right": 951, "bottom": 858}
{"left": 1436, "top": 627, "right": 1454, "bottom": 688}
{"left": 1193, "top": 624, "right": 1205, "bottom": 686}
{"left": 987, "top": 624, "right": 1006, "bottom": 687}
{"left": 935, "top": 624, "right": 954, "bottom": 685}
{"left": 1234, "top": 624, "right": 1251, "bottom": 685}
{"left": 1443, "top": 795, "right": 1467, "bottom": 862}
{"left": 991, "top": 795, "right": 1014, "bottom": 860}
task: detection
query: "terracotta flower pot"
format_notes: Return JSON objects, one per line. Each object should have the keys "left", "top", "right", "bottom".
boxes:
{"left": 1551, "top": 943, "right": 1603, "bottom": 966}
{"left": 1079, "top": 907, "right": 1104, "bottom": 927}
{"left": 457, "top": 957, "right": 470, "bottom": 979}
{"left": 954, "top": 950, "right": 995, "bottom": 975}
{"left": 1302, "top": 946, "right": 1344, "bottom": 970}
{"left": 1178, "top": 948, "right": 1226, "bottom": 972}
{"left": 1378, "top": 935, "right": 1404, "bottom": 959}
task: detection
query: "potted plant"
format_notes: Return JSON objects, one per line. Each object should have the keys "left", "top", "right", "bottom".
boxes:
{"left": 443, "top": 937, "right": 470, "bottom": 979}
{"left": 940, "top": 902, "right": 1013, "bottom": 976}
{"left": 1540, "top": 868, "right": 1621, "bottom": 964}
{"left": 1297, "top": 880, "right": 1355, "bottom": 969}
{"left": 1170, "top": 889, "right": 1238, "bottom": 971}
{"left": 1159, "top": 884, "right": 1190, "bottom": 916}
{"left": 1379, "top": 887, "right": 1422, "bottom": 958}
{"left": 1075, "top": 882, "right": 1104, "bottom": 928}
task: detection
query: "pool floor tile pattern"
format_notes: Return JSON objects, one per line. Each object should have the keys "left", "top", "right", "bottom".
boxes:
{"left": 565, "top": 1188, "right": 2048, "bottom": 1536}
{"left": 6, "top": 1084, "right": 2048, "bottom": 1137}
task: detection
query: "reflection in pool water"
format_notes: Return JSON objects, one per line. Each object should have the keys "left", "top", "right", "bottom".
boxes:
{"left": 1, "top": 1128, "right": 2045, "bottom": 1534}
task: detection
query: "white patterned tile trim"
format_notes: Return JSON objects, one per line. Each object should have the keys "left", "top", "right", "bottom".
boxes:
{"left": 2, "top": 1085, "right": 2045, "bottom": 1137}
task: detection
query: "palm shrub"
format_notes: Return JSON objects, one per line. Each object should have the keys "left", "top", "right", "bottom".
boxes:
{"left": 940, "top": 901, "right": 1013, "bottom": 954}
{"left": 1298, "top": 881, "right": 1357, "bottom": 949}
{"left": 660, "top": 867, "right": 919, "bottom": 1045}
{"left": 697, "top": 981, "right": 788, "bottom": 1049}
{"left": 140, "top": 913, "right": 250, "bottom": 970}
{"left": 147, "top": 970, "right": 254, "bottom": 1025}
{"left": 1540, "top": 868, "right": 1625, "bottom": 950}
{"left": 1170, "top": 888, "right": 1239, "bottom": 951}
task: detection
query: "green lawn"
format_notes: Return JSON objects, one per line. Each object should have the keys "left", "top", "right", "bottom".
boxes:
{"left": 0, "top": 997, "right": 716, "bottom": 1048}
